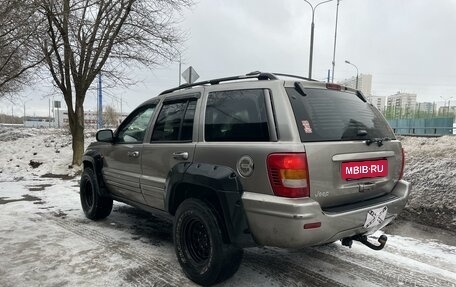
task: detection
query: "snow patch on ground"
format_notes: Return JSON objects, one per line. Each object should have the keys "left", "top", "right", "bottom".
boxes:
{"left": 0, "top": 127, "right": 94, "bottom": 179}
{"left": 0, "top": 127, "right": 34, "bottom": 142}
{"left": 400, "top": 136, "right": 456, "bottom": 230}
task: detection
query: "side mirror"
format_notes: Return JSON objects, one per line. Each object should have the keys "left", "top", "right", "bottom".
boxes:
{"left": 96, "top": 129, "right": 114, "bottom": 143}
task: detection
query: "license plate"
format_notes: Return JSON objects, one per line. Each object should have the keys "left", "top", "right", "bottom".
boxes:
{"left": 364, "top": 206, "right": 388, "bottom": 228}
{"left": 341, "top": 159, "right": 388, "bottom": 180}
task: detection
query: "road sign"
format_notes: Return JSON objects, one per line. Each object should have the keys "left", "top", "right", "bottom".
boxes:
{"left": 182, "top": 66, "right": 199, "bottom": 84}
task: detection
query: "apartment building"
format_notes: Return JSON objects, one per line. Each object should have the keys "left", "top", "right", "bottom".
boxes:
{"left": 386, "top": 92, "right": 417, "bottom": 117}
{"left": 416, "top": 102, "right": 434, "bottom": 114}
{"left": 339, "top": 74, "right": 372, "bottom": 97}
{"left": 368, "top": 95, "right": 386, "bottom": 112}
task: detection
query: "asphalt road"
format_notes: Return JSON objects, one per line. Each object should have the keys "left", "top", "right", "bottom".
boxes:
{"left": 0, "top": 177, "right": 455, "bottom": 287}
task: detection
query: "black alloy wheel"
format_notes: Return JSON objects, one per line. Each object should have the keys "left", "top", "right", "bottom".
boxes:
{"left": 174, "top": 198, "right": 243, "bottom": 286}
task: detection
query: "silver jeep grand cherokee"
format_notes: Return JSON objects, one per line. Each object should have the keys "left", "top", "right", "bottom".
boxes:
{"left": 80, "top": 72, "right": 410, "bottom": 286}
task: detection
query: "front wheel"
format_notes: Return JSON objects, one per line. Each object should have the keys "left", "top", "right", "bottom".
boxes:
{"left": 80, "top": 167, "right": 113, "bottom": 220}
{"left": 174, "top": 199, "right": 243, "bottom": 286}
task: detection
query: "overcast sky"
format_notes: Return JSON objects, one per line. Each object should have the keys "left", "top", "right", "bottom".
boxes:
{"left": 2, "top": 0, "right": 456, "bottom": 117}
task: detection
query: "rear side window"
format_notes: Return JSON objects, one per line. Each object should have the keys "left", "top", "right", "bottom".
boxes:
{"left": 286, "top": 87, "right": 395, "bottom": 142}
{"left": 205, "top": 89, "right": 270, "bottom": 142}
{"left": 151, "top": 98, "right": 197, "bottom": 142}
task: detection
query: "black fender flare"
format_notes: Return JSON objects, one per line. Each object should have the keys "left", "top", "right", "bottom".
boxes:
{"left": 165, "top": 162, "right": 255, "bottom": 248}
{"left": 82, "top": 150, "right": 110, "bottom": 197}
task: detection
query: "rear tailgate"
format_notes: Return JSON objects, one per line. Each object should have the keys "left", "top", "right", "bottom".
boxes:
{"left": 286, "top": 83, "right": 402, "bottom": 209}
{"left": 304, "top": 141, "right": 402, "bottom": 208}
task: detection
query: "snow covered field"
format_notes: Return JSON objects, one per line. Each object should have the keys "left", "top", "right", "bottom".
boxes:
{"left": 0, "top": 127, "right": 85, "bottom": 179}
{"left": 0, "top": 127, "right": 455, "bottom": 286}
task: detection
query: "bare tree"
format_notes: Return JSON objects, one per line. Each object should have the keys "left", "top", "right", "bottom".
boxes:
{"left": 103, "top": 104, "right": 119, "bottom": 128}
{"left": 0, "top": 1, "right": 43, "bottom": 96}
{"left": 35, "top": 0, "right": 191, "bottom": 165}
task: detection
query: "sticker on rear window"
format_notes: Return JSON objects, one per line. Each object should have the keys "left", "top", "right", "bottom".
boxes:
{"left": 301, "top": 120, "right": 312, "bottom": 134}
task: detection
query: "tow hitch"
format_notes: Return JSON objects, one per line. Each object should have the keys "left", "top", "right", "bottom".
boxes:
{"left": 341, "top": 234, "right": 388, "bottom": 251}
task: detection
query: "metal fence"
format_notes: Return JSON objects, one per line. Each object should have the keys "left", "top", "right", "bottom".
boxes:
{"left": 387, "top": 118, "right": 455, "bottom": 136}
{"left": 382, "top": 100, "right": 455, "bottom": 136}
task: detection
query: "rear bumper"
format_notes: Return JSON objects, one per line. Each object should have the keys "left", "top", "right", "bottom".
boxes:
{"left": 242, "top": 180, "right": 411, "bottom": 248}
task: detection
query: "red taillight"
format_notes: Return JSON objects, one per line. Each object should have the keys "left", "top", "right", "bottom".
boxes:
{"left": 399, "top": 148, "right": 405, "bottom": 180}
{"left": 326, "top": 83, "right": 342, "bottom": 91}
{"left": 267, "top": 153, "right": 310, "bottom": 198}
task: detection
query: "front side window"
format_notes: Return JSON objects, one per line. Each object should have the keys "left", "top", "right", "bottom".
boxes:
{"left": 151, "top": 98, "right": 197, "bottom": 142}
{"left": 116, "top": 105, "right": 156, "bottom": 143}
{"left": 205, "top": 89, "right": 270, "bottom": 142}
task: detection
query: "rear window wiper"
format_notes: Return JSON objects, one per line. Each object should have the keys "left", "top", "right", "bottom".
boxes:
{"left": 365, "top": 137, "right": 391, "bottom": 147}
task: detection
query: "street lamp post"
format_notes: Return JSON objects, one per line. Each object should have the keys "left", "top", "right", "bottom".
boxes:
{"left": 345, "top": 60, "right": 359, "bottom": 89}
{"left": 303, "top": 0, "right": 333, "bottom": 79}
{"left": 178, "top": 54, "right": 182, "bottom": 86}
{"left": 331, "top": 0, "right": 340, "bottom": 83}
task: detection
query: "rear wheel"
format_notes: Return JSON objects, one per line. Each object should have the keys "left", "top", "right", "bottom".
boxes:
{"left": 174, "top": 198, "right": 243, "bottom": 286}
{"left": 80, "top": 167, "right": 112, "bottom": 220}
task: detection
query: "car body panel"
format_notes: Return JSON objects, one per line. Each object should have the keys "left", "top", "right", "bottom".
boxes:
{"left": 304, "top": 140, "right": 403, "bottom": 208}
{"left": 242, "top": 180, "right": 410, "bottom": 248}
{"left": 141, "top": 142, "right": 196, "bottom": 209}
{"left": 102, "top": 143, "right": 145, "bottom": 204}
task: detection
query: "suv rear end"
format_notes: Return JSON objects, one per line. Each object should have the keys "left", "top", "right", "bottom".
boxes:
{"left": 238, "top": 79, "right": 410, "bottom": 248}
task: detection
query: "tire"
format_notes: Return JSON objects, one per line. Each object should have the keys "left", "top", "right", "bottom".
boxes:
{"left": 80, "top": 167, "right": 113, "bottom": 220}
{"left": 174, "top": 198, "right": 243, "bottom": 286}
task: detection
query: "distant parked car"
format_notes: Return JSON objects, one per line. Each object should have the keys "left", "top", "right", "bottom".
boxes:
{"left": 80, "top": 72, "right": 410, "bottom": 286}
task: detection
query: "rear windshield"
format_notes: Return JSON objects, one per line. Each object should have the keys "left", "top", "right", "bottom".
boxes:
{"left": 286, "top": 86, "right": 395, "bottom": 142}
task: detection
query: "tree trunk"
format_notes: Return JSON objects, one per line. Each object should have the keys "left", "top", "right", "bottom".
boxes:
{"left": 68, "top": 100, "right": 85, "bottom": 166}
{"left": 71, "top": 120, "right": 84, "bottom": 166}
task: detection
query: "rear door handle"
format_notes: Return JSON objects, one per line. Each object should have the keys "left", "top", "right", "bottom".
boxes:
{"left": 172, "top": 151, "right": 189, "bottom": 160}
{"left": 128, "top": 151, "right": 140, "bottom": 158}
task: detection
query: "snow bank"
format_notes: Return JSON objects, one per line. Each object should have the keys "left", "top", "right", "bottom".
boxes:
{"left": 400, "top": 136, "right": 456, "bottom": 231}
{"left": 0, "top": 127, "right": 94, "bottom": 179}
{"left": 0, "top": 127, "right": 455, "bottom": 230}
{"left": 0, "top": 126, "right": 35, "bottom": 142}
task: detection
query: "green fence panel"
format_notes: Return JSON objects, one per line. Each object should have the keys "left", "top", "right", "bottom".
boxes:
{"left": 388, "top": 117, "right": 454, "bottom": 135}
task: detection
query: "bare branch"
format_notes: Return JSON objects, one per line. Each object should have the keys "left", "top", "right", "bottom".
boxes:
{"left": 27, "top": 0, "right": 192, "bottom": 164}
{"left": 0, "top": 0, "right": 44, "bottom": 96}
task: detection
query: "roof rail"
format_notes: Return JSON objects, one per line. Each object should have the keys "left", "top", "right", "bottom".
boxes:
{"left": 271, "top": 73, "right": 317, "bottom": 82}
{"left": 158, "top": 71, "right": 314, "bottom": 95}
